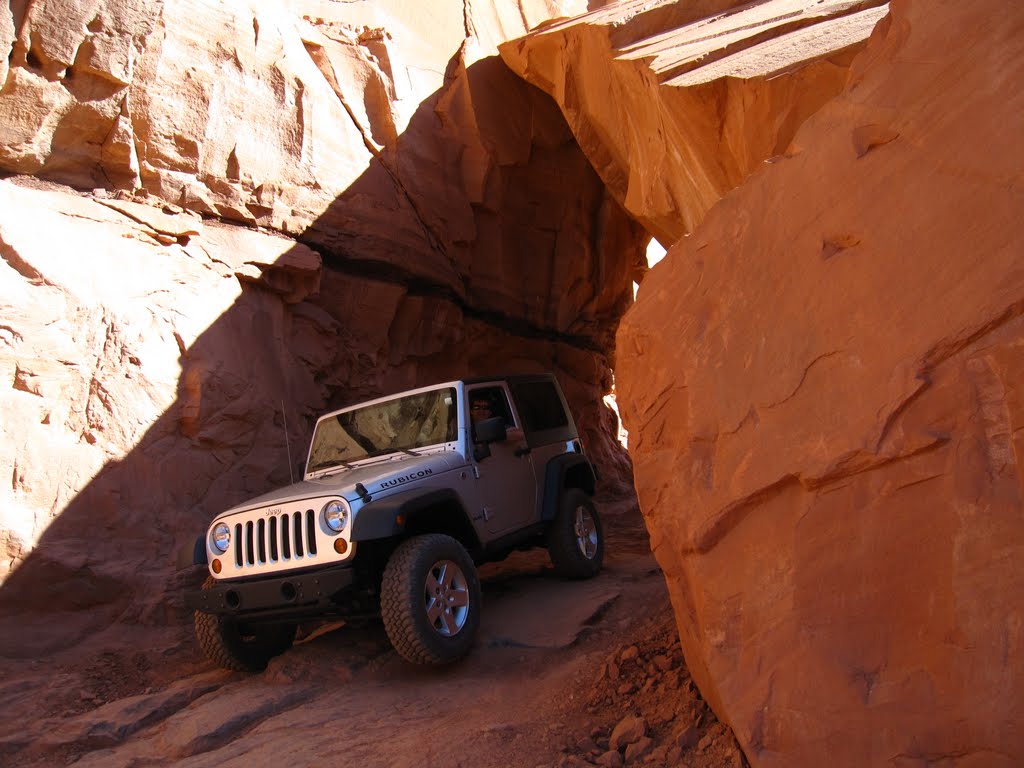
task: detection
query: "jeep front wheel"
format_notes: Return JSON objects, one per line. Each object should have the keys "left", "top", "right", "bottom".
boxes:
{"left": 194, "top": 577, "right": 296, "bottom": 672}
{"left": 380, "top": 534, "right": 481, "bottom": 665}
{"left": 547, "top": 489, "right": 604, "bottom": 579}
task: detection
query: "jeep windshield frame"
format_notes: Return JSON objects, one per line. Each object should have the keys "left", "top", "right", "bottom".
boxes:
{"left": 306, "top": 385, "right": 460, "bottom": 475}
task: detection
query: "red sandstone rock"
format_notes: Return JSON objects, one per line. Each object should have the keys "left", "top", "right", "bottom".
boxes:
{"left": 2, "top": 0, "right": 650, "bottom": 335}
{"left": 1, "top": 0, "right": 648, "bottom": 349}
{"left": 0, "top": 0, "right": 597, "bottom": 236}
{"left": 609, "top": 713, "right": 646, "bottom": 752}
{"left": 0, "top": 4, "right": 12, "bottom": 86}
{"left": 501, "top": 0, "right": 889, "bottom": 245}
{"left": 616, "top": 0, "right": 1024, "bottom": 765}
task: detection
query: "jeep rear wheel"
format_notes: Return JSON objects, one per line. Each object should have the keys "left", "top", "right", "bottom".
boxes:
{"left": 547, "top": 489, "right": 604, "bottom": 579}
{"left": 194, "top": 577, "right": 296, "bottom": 672}
{"left": 380, "top": 534, "right": 481, "bottom": 665}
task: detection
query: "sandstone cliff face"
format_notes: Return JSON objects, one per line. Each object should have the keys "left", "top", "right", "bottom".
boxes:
{"left": 0, "top": 177, "right": 323, "bottom": 600}
{"left": 605, "top": 0, "right": 1022, "bottom": 765}
{"left": 2, "top": 0, "right": 559, "bottom": 224}
{"left": 0, "top": 0, "right": 643, "bottom": 647}
{"left": 1, "top": 0, "right": 641, "bottom": 327}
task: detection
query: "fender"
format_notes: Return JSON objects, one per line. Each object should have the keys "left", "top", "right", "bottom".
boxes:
{"left": 541, "top": 454, "right": 597, "bottom": 521}
{"left": 350, "top": 487, "right": 473, "bottom": 542}
{"left": 177, "top": 535, "right": 207, "bottom": 569}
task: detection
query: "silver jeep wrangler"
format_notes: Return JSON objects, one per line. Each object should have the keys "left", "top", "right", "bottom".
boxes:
{"left": 183, "top": 374, "right": 602, "bottom": 669}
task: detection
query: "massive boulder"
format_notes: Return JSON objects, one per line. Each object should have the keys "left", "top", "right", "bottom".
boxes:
{"left": 0, "top": 0, "right": 644, "bottom": 651}
{"left": 606, "top": 0, "right": 1022, "bottom": 765}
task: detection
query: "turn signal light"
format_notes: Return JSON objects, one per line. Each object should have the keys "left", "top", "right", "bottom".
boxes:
{"left": 333, "top": 539, "right": 348, "bottom": 555}
{"left": 211, "top": 558, "right": 222, "bottom": 574}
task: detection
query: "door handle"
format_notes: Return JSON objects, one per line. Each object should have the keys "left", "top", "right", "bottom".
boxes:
{"left": 514, "top": 446, "right": 531, "bottom": 457}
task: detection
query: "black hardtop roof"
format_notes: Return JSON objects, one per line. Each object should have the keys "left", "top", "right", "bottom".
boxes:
{"left": 462, "top": 372, "right": 559, "bottom": 387}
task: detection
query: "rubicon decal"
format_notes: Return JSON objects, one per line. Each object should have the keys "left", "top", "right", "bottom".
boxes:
{"left": 379, "top": 468, "right": 434, "bottom": 488}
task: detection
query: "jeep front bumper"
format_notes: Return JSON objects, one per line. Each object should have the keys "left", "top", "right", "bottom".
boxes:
{"left": 185, "top": 566, "right": 355, "bottom": 618}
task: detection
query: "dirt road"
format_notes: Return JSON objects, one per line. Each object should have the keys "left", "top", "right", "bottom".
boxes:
{"left": 0, "top": 497, "right": 747, "bottom": 768}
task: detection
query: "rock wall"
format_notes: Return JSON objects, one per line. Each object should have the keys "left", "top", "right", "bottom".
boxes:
{"left": 2, "top": 0, "right": 563, "bottom": 227}
{"left": 10, "top": 0, "right": 1019, "bottom": 762}
{"left": 0, "top": 0, "right": 643, "bottom": 651}
{"left": 1, "top": 0, "right": 641, "bottom": 320}
{"left": 608, "top": 0, "right": 1023, "bottom": 765}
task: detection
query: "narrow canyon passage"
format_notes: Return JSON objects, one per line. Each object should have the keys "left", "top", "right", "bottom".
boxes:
{"left": 2, "top": 1, "right": 1022, "bottom": 766}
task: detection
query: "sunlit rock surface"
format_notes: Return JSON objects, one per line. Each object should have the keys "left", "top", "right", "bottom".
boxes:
{"left": 615, "top": 0, "right": 1024, "bottom": 765}
{"left": 2, "top": 0, "right": 574, "bottom": 228}
{"left": 501, "top": 0, "right": 889, "bottom": 244}
{"left": 2, "top": 0, "right": 643, "bottom": 323}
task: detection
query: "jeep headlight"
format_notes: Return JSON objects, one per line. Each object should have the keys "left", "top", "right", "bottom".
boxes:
{"left": 323, "top": 499, "right": 350, "bottom": 533}
{"left": 210, "top": 522, "right": 231, "bottom": 553}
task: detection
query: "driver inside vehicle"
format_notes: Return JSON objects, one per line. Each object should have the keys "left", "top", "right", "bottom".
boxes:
{"left": 469, "top": 389, "right": 526, "bottom": 451}
{"left": 470, "top": 395, "right": 494, "bottom": 424}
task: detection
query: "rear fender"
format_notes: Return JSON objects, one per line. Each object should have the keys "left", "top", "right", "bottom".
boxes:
{"left": 541, "top": 454, "right": 597, "bottom": 521}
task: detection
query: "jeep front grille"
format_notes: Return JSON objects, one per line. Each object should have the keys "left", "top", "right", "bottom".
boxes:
{"left": 233, "top": 509, "right": 318, "bottom": 568}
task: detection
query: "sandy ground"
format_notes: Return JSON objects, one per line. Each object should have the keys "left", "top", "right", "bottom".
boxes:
{"left": 0, "top": 496, "right": 747, "bottom": 768}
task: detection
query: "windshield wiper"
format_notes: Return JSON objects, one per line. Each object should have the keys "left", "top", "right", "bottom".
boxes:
{"left": 309, "top": 458, "right": 355, "bottom": 474}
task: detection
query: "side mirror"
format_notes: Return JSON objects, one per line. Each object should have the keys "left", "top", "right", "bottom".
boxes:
{"left": 473, "top": 417, "right": 507, "bottom": 461}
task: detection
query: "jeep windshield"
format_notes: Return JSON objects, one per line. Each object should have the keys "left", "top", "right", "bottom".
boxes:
{"left": 307, "top": 387, "right": 458, "bottom": 473}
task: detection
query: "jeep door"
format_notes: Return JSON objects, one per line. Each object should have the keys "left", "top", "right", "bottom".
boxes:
{"left": 466, "top": 384, "right": 537, "bottom": 535}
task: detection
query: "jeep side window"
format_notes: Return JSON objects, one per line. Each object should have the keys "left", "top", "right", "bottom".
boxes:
{"left": 511, "top": 380, "right": 568, "bottom": 433}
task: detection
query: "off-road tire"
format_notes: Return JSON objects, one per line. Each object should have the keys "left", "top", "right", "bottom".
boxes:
{"left": 546, "top": 489, "right": 604, "bottom": 579}
{"left": 380, "top": 534, "right": 481, "bottom": 665}
{"left": 193, "top": 576, "right": 296, "bottom": 672}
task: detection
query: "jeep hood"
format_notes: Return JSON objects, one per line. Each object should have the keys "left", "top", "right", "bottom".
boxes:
{"left": 217, "top": 451, "right": 465, "bottom": 518}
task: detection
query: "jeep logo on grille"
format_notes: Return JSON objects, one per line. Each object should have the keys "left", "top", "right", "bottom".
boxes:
{"left": 266, "top": 508, "right": 281, "bottom": 516}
